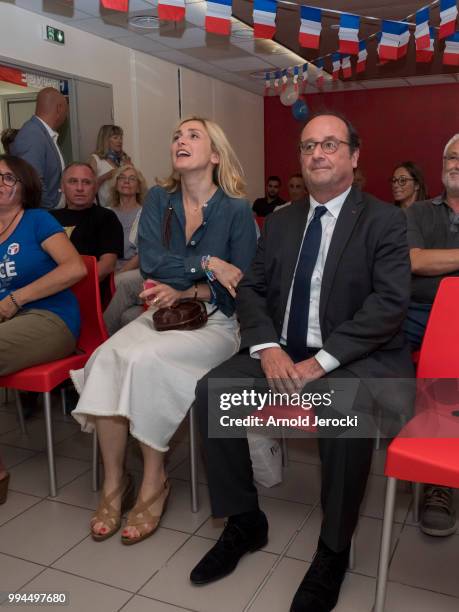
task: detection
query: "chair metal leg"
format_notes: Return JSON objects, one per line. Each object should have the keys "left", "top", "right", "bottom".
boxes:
{"left": 189, "top": 403, "right": 199, "bottom": 513}
{"left": 281, "top": 428, "right": 289, "bottom": 467}
{"left": 61, "top": 388, "right": 67, "bottom": 416}
{"left": 373, "top": 477, "right": 397, "bottom": 612}
{"left": 412, "top": 482, "right": 423, "bottom": 523}
{"left": 374, "top": 408, "right": 382, "bottom": 451}
{"left": 14, "top": 390, "right": 26, "bottom": 435}
{"left": 43, "top": 391, "right": 57, "bottom": 497}
{"left": 349, "top": 535, "right": 356, "bottom": 570}
{"left": 92, "top": 431, "right": 100, "bottom": 492}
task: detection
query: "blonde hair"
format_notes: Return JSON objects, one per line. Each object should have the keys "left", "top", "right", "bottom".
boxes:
{"left": 109, "top": 165, "right": 148, "bottom": 208}
{"left": 157, "top": 116, "right": 246, "bottom": 198}
{"left": 95, "top": 124, "right": 124, "bottom": 158}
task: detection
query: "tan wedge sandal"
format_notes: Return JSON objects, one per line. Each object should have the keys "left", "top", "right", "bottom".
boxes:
{"left": 121, "top": 479, "right": 170, "bottom": 546}
{"left": 91, "top": 473, "right": 135, "bottom": 542}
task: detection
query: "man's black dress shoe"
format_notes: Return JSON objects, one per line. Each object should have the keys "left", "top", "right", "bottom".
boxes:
{"left": 290, "top": 538, "right": 350, "bottom": 612}
{"left": 190, "top": 510, "right": 268, "bottom": 585}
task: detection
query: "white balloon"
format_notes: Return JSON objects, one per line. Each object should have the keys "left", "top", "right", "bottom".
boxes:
{"left": 280, "top": 84, "right": 299, "bottom": 106}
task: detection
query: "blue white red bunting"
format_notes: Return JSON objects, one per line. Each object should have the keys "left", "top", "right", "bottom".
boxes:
{"left": 341, "top": 55, "right": 352, "bottom": 78}
{"left": 101, "top": 0, "right": 128, "bottom": 9}
{"left": 416, "top": 27, "right": 435, "bottom": 62}
{"left": 264, "top": 72, "right": 271, "bottom": 95}
{"left": 439, "top": 0, "right": 458, "bottom": 40}
{"left": 158, "top": 0, "right": 185, "bottom": 21}
{"left": 253, "top": 0, "right": 277, "bottom": 39}
{"left": 274, "top": 70, "right": 281, "bottom": 94}
{"left": 293, "top": 66, "right": 299, "bottom": 92}
{"left": 338, "top": 14, "right": 360, "bottom": 55}
{"left": 205, "top": 0, "right": 232, "bottom": 35}
{"left": 415, "top": 7, "right": 431, "bottom": 50}
{"left": 281, "top": 69, "right": 288, "bottom": 91}
{"left": 301, "top": 64, "right": 308, "bottom": 92}
{"left": 379, "top": 20, "right": 410, "bottom": 61}
{"left": 315, "top": 59, "right": 324, "bottom": 88}
{"left": 299, "top": 6, "right": 322, "bottom": 49}
{"left": 331, "top": 53, "right": 341, "bottom": 79}
{"left": 356, "top": 40, "right": 368, "bottom": 73}
{"left": 444, "top": 31, "right": 459, "bottom": 65}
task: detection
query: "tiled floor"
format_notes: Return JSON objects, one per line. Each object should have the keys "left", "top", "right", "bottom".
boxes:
{"left": 0, "top": 394, "right": 458, "bottom": 612}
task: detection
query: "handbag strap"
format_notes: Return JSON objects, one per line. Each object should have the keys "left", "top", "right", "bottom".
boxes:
{"left": 162, "top": 202, "right": 174, "bottom": 249}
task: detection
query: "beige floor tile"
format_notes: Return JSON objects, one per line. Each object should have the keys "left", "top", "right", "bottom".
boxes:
{"left": 360, "top": 474, "right": 411, "bottom": 524}
{"left": 256, "top": 461, "right": 321, "bottom": 505}
{"left": 54, "top": 526, "right": 188, "bottom": 592}
{"left": 13, "top": 568, "right": 132, "bottom": 612}
{"left": 331, "top": 571, "right": 376, "bottom": 612}
{"left": 389, "top": 525, "right": 459, "bottom": 597}
{"left": 0, "top": 418, "right": 79, "bottom": 452}
{"left": 160, "top": 479, "right": 210, "bottom": 534}
{"left": 285, "top": 438, "right": 320, "bottom": 465}
{"left": 0, "top": 411, "right": 21, "bottom": 434}
{"left": 0, "top": 491, "right": 41, "bottom": 526}
{"left": 122, "top": 596, "right": 193, "bottom": 612}
{"left": 140, "top": 536, "right": 277, "bottom": 612}
{"left": 196, "top": 497, "right": 313, "bottom": 555}
{"left": 385, "top": 581, "right": 459, "bottom": 612}
{"left": 0, "top": 500, "right": 92, "bottom": 565}
{"left": 0, "top": 552, "right": 45, "bottom": 593}
{"left": 52, "top": 471, "right": 101, "bottom": 510}
{"left": 8, "top": 453, "right": 90, "bottom": 497}
{"left": 370, "top": 447, "right": 387, "bottom": 476}
{"left": 0, "top": 443, "right": 37, "bottom": 469}
{"left": 54, "top": 431, "right": 94, "bottom": 462}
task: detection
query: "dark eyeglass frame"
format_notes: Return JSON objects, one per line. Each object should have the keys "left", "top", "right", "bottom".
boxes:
{"left": 299, "top": 138, "right": 351, "bottom": 156}
{"left": 0, "top": 172, "right": 21, "bottom": 187}
{"left": 390, "top": 177, "right": 415, "bottom": 187}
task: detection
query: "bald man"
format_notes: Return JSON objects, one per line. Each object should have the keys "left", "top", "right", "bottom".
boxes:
{"left": 11, "top": 87, "right": 68, "bottom": 209}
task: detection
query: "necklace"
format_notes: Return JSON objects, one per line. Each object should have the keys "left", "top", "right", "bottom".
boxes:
{"left": 0, "top": 208, "right": 22, "bottom": 240}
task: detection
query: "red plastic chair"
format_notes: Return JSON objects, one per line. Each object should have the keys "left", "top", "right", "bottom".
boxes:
{"left": 255, "top": 216, "right": 265, "bottom": 230}
{"left": 374, "top": 277, "right": 459, "bottom": 611}
{"left": 0, "top": 256, "right": 108, "bottom": 497}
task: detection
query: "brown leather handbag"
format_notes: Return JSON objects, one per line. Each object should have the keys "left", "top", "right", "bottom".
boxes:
{"left": 153, "top": 298, "right": 209, "bottom": 332}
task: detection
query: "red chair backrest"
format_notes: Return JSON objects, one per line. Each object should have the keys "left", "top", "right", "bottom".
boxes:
{"left": 417, "top": 277, "right": 459, "bottom": 378}
{"left": 72, "top": 255, "right": 108, "bottom": 355}
{"left": 255, "top": 216, "right": 265, "bottom": 230}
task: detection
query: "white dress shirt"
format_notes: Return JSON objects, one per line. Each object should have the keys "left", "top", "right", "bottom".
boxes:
{"left": 250, "top": 187, "right": 352, "bottom": 373}
{"left": 36, "top": 116, "right": 65, "bottom": 208}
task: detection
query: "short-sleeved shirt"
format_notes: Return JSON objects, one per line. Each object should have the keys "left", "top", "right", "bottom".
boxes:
{"left": 406, "top": 195, "right": 459, "bottom": 303}
{"left": 51, "top": 205, "right": 124, "bottom": 260}
{"left": 253, "top": 196, "right": 285, "bottom": 217}
{"left": 0, "top": 209, "right": 80, "bottom": 337}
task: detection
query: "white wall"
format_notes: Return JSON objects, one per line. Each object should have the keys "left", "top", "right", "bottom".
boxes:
{"left": 0, "top": 3, "right": 264, "bottom": 199}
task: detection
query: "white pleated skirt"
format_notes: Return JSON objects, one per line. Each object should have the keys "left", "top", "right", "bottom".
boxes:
{"left": 71, "top": 307, "right": 240, "bottom": 451}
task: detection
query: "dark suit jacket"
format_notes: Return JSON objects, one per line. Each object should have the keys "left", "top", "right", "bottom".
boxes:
{"left": 236, "top": 187, "right": 414, "bottom": 381}
{"left": 10, "top": 115, "right": 62, "bottom": 209}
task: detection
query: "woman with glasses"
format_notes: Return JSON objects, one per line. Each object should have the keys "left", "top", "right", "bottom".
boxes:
{"left": 0, "top": 155, "right": 86, "bottom": 376}
{"left": 89, "top": 125, "right": 131, "bottom": 208}
{"left": 391, "top": 161, "right": 428, "bottom": 209}
{"left": 71, "top": 117, "right": 257, "bottom": 545}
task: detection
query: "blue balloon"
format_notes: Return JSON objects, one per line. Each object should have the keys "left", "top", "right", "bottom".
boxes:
{"left": 292, "top": 99, "right": 309, "bottom": 121}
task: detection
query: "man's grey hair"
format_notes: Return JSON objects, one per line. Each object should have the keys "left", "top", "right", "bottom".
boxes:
{"left": 443, "top": 134, "right": 459, "bottom": 157}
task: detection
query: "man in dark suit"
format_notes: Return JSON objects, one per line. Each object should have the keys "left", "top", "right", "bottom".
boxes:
{"left": 190, "top": 111, "right": 414, "bottom": 611}
{"left": 11, "top": 87, "right": 67, "bottom": 209}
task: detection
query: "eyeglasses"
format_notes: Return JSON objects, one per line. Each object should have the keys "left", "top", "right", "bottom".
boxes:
{"left": 299, "top": 138, "right": 351, "bottom": 156}
{"left": 444, "top": 155, "right": 459, "bottom": 164}
{"left": 0, "top": 172, "right": 20, "bottom": 187}
{"left": 117, "top": 175, "right": 138, "bottom": 183}
{"left": 390, "top": 177, "right": 415, "bottom": 187}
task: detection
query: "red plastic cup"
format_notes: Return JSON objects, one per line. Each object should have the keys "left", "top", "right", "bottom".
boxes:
{"left": 143, "top": 279, "right": 156, "bottom": 291}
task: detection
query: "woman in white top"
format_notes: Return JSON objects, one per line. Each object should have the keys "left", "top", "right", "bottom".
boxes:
{"left": 89, "top": 125, "right": 131, "bottom": 207}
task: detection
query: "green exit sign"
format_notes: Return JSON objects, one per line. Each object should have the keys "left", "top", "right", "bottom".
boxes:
{"left": 45, "top": 25, "right": 65, "bottom": 45}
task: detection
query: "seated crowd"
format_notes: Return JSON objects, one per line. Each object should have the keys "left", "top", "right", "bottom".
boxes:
{"left": 2, "top": 93, "right": 459, "bottom": 612}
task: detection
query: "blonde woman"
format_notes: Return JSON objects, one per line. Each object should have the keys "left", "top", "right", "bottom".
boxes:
{"left": 89, "top": 125, "right": 131, "bottom": 207}
{"left": 72, "top": 117, "right": 257, "bottom": 544}
{"left": 109, "top": 165, "right": 147, "bottom": 272}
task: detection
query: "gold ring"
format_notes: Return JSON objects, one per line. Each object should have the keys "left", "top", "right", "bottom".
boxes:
{"left": 153, "top": 297, "right": 159, "bottom": 304}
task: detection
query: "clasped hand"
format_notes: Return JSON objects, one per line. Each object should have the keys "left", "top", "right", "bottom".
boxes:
{"left": 208, "top": 257, "right": 243, "bottom": 298}
{"left": 259, "top": 347, "right": 326, "bottom": 395}
{"left": 0, "top": 295, "right": 19, "bottom": 322}
{"left": 139, "top": 282, "right": 182, "bottom": 309}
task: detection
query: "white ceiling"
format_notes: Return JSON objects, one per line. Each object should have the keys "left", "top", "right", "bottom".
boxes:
{"left": 4, "top": 0, "right": 459, "bottom": 96}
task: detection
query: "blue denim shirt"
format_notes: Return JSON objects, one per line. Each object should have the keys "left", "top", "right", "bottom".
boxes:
{"left": 138, "top": 185, "right": 257, "bottom": 317}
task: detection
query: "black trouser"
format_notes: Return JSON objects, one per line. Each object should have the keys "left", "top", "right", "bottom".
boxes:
{"left": 195, "top": 351, "right": 374, "bottom": 553}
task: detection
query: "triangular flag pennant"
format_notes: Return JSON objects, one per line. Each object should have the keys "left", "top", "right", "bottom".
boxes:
{"left": 415, "top": 7, "right": 431, "bottom": 50}
{"left": 299, "top": 6, "right": 322, "bottom": 49}
{"left": 158, "top": 0, "right": 186, "bottom": 21}
{"left": 356, "top": 40, "right": 368, "bottom": 73}
{"left": 439, "top": 0, "right": 458, "bottom": 40}
{"left": 338, "top": 14, "right": 360, "bottom": 55}
{"left": 331, "top": 53, "right": 341, "bottom": 80}
{"left": 341, "top": 54, "right": 352, "bottom": 78}
{"left": 101, "top": 0, "right": 129, "bottom": 9}
{"left": 444, "top": 31, "right": 459, "bottom": 65}
{"left": 206, "top": 0, "right": 232, "bottom": 35}
{"left": 315, "top": 59, "right": 324, "bottom": 88}
{"left": 416, "top": 27, "right": 435, "bottom": 62}
{"left": 253, "top": 0, "right": 277, "bottom": 39}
